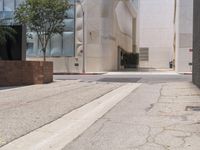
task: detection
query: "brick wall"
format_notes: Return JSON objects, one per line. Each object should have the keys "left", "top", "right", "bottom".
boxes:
{"left": 193, "top": 0, "right": 200, "bottom": 88}
{"left": 0, "top": 61, "right": 53, "bottom": 86}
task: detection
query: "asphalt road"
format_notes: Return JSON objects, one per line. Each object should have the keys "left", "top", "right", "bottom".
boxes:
{"left": 0, "top": 80, "right": 122, "bottom": 147}
{"left": 54, "top": 72, "right": 192, "bottom": 84}
{"left": 0, "top": 72, "right": 193, "bottom": 149}
{"left": 63, "top": 73, "right": 200, "bottom": 150}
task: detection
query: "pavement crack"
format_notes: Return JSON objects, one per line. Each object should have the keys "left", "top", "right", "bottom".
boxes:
{"left": 128, "top": 125, "right": 152, "bottom": 149}
{"left": 157, "top": 84, "right": 165, "bottom": 103}
{"left": 90, "top": 119, "right": 110, "bottom": 145}
{"left": 145, "top": 104, "right": 155, "bottom": 112}
{"left": 145, "top": 84, "right": 164, "bottom": 115}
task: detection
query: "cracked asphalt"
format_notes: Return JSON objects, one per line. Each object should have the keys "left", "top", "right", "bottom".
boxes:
{"left": 63, "top": 74, "right": 200, "bottom": 150}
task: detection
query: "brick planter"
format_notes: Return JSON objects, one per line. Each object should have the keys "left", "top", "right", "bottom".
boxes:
{"left": 0, "top": 61, "right": 53, "bottom": 86}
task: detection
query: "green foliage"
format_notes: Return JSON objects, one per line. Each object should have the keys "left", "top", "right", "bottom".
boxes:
{"left": 0, "top": 20, "right": 16, "bottom": 47}
{"left": 15, "top": 0, "right": 70, "bottom": 61}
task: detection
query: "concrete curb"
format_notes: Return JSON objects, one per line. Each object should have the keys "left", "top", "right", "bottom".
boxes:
{"left": 0, "top": 83, "right": 141, "bottom": 150}
{"left": 105, "top": 72, "right": 179, "bottom": 75}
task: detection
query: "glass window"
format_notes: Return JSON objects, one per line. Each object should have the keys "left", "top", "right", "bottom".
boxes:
{"left": 66, "top": 6, "right": 75, "bottom": 19}
{"left": 26, "top": 32, "right": 39, "bottom": 56}
{"left": 63, "top": 32, "right": 75, "bottom": 57}
{"left": 4, "top": 0, "right": 15, "bottom": 11}
{"left": 20, "top": 0, "right": 76, "bottom": 57}
{"left": 0, "top": 0, "right": 3, "bottom": 11}
{"left": 50, "top": 34, "right": 62, "bottom": 56}
{"left": 63, "top": 19, "right": 74, "bottom": 32}
{"left": 26, "top": 43, "right": 34, "bottom": 56}
{"left": 16, "top": 0, "right": 25, "bottom": 8}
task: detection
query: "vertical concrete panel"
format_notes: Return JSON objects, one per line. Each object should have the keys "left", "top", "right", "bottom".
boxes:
{"left": 175, "top": 0, "right": 193, "bottom": 73}
{"left": 193, "top": 0, "right": 200, "bottom": 88}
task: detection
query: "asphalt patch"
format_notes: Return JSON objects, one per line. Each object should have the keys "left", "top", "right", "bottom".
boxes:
{"left": 98, "top": 78, "right": 141, "bottom": 83}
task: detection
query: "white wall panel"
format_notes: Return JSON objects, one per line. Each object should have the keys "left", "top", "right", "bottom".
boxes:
{"left": 139, "top": 0, "right": 174, "bottom": 68}
{"left": 175, "top": 0, "right": 193, "bottom": 72}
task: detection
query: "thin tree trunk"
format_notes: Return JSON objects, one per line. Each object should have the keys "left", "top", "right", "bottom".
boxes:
{"left": 43, "top": 49, "right": 46, "bottom": 62}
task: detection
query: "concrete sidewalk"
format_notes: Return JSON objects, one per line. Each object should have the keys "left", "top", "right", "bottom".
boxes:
{"left": 64, "top": 81, "right": 200, "bottom": 150}
{"left": 0, "top": 80, "right": 123, "bottom": 147}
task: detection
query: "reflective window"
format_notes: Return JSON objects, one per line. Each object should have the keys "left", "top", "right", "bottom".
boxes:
{"left": 0, "top": 0, "right": 3, "bottom": 11}
{"left": 0, "top": 0, "right": 76, "bottom": 57}
{"left": 16, "top": 0, "right": 25, "bottom": 8}
{"left": 4, "top": 0, "right": 15, "bottom": 11}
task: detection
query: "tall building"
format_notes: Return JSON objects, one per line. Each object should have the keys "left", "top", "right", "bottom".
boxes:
{"left": 0, "top": 0, "right": 139, "bottom": 73}
{"left": 193, "top": 0, "right": 200, "bottom": 88}
{"left": 174, "top": 0, "right": 193, "bottom": 73}
{"left": 50, "top": 0, "right": 139, "bottom": 72}
{"left": 138, "top": 0, "right": 193, "bottom": 73}
{"left": 139, "top": 0, "right": 175, "bottom": 69}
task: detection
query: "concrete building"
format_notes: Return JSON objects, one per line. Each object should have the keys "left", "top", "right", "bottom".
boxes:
{"left": 139, "top": 0, "right": 193, "bottom": 73}
{"left": 138, "top": 0, "right": 175, "bottom": 69}
{"left": 58, "top": 0, "right": 139, "bottom": 73}
{"left": 174, "top": 0, "right": 193, "bottom": 73}
{"left": 193, "top": 0, "right": 200, "bottom": 88}
{"left": 66, "top": 0, "right": 139, "bottom": 72}
{"left": 0, "top": 0, "right": 138, "bottom": 73}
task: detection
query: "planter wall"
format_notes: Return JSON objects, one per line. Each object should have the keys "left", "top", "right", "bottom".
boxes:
{"left": 0, "top": 61, "right": 53, "bottom": 86}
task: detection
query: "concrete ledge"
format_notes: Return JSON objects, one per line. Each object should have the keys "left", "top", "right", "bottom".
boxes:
{"left": 0, "top": 83, "right": 141, "bottom": 150}
{"left": 0, "top": 61, "right": 53, "bottom": 86}
{"left": 53, "top": 72, "right": 105, "bottom": 75}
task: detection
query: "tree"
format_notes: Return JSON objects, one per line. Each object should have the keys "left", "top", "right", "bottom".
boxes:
{"left": 15, "top": 0, "right": 70, "bottom": 61}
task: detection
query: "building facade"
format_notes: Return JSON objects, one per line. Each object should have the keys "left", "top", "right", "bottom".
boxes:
{"left": 0, "top": 0, "right": 76, "bottom": 58}
{"left": 46, "top": 0, "right": 139, "bottom": 73}
{"left": 138, "top": 0, "right": 193, "bottom": 73}
{"left": 138, "top": 0, "right": 174, "bottom": 69}
{"left": 193, "top": 0, "right": 200, "bottom": 88}
{"left": 0, "top": 0, "right": 139, "bottom": 73}
{"left": 174, "top": 0, "right": 193, "bottom": 73}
